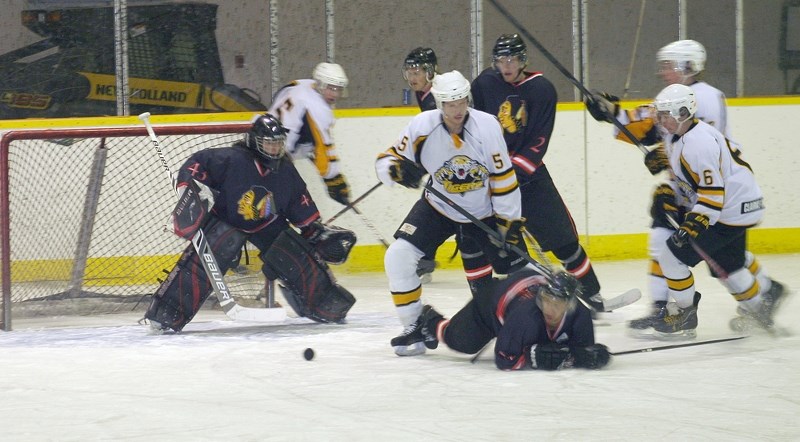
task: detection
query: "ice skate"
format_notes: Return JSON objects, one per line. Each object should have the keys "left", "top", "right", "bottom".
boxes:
{"left": 391, "top": 319, "right": 426, "bottom": 356}
{"left": 731, "top": 280, "right": 788, "bottom": 333}
{"left": 652, "top": 292, "right": 700, "bottom": 339}
{"left": 628, "top": 301, "right": 669, "bottom": 330}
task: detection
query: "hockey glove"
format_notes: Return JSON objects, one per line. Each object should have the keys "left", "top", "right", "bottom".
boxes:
{"left": 324, "top": 174, "right": 350, "bottom": 205}
{"left": 388, "top": 158, "right": 427, "bottom": 189}
{"left": 533, "top": 343, "right": 571, "bottom": 370}
{"left": 650, "top": 184, "right": 679, "bottom": 226}
{"left": 670, "top": 212, "right": 710, "bottom": 248}
{"left": 571, "top": 344, "right": 611, "bottom": 369}
{"left": 644, "top": 144, "right": 669, "bottom": 175}
{"left": 494, "top": 217, "right": 526, "bottom": 253}
{"left": 584, "top": 90, "right": 619, "bottom": 123}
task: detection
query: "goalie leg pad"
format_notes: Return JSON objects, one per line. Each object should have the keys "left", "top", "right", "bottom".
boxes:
{"left": 262, "top": 229, "right": 356, "bottom": 323}
{"left": 146, "top": 216, "right": 248, "bottom": 331}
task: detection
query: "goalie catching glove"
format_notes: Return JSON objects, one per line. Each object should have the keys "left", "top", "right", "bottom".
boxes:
{"left": 301, "top": 221, "right": 357, "bottom": 265}
{"left": 388, "top": 157, "right": 427, "bottom": 189}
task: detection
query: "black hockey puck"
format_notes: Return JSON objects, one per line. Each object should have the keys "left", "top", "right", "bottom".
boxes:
{"left": 303, "top": 348, "right": 315, "bottom": 361}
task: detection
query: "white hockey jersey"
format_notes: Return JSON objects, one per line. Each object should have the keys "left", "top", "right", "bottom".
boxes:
{"left": 614, "top": 80, "right": 731, "bottom": 141}
{"left": 376, "top": 109, "right": 521, "bottom": 223}
{"left": 268, "top": 79, "right": 341, "bottom": 179}
{"left": 666, "top": 119, "right": 763, "bottom": 227}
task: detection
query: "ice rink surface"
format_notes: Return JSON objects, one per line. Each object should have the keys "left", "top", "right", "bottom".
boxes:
{"left": 1, "top": 255, "right": 798, "bottom": 441}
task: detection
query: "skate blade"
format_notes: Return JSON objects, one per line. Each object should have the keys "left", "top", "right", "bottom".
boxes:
{"left": 650, "top": 329, "right": 697, "bottom": 341}
{"left": 393, "top": 342, "right": 426, "bottom": 356}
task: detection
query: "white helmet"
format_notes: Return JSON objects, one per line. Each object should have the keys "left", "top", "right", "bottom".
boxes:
{"left": 313, "top": 62, "right": 349, "bottom": 88}
{"left": 657, "top": 40, "right": 706, "bottom": 76}
{"left": 654, "top": 84, "right": 697, "bottom": 120}
{"left": 431, "top": 70, "right": 471, "bottom": 110}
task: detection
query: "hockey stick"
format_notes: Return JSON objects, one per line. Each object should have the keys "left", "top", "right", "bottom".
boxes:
{"left": 611, "top": 336, "right": 746, "bottom": 356}
{"left": 138, "top": 112, "right": 285, "bottom": 322}
{"left": 622, "top": 0, "right": 647, "bottom": 99}
{"left": 351, "top": 205, "right": 390, "bottom": 248}
{"left": 325, "top": 182, "right": 382, "bottom": 224}
{"left": 423, "top": 182, "right": 553, "bottom": 279}
{"left": 470, "top": 339, "right": 494, "bottom": 364}
{"left": 487, "top": 0, "right": 648, "bottom": 155}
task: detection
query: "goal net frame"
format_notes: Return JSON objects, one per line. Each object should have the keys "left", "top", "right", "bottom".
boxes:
{"left": 0, "top": 121, "right": 278, "bottom": 331}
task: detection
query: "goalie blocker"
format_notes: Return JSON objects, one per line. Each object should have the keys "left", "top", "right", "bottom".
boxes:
{"left": 147, "top": 212, "right": 357, "bottom": 330}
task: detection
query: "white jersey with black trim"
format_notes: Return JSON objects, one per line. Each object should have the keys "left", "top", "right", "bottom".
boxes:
{"left": 666, "top": 119, "right": 763, "bottom": 227}
{"left": 376, "top": 109, "right": 521, "bottom": 223}
{"left": 268, "top": 79, "right": 340, "bottom": 179}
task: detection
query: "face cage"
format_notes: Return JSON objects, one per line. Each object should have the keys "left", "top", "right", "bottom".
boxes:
{"left": 402, "top": 64, "right": 435, "bottom": 83}
{"left": 535, "top": 287, "right": 578, "bottom": 315}
{"left": 256, "top": 136, "right": 286, "bottom": 160}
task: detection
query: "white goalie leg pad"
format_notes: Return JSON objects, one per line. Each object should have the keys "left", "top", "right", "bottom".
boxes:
{"left": 385, "top": 238, "right": 425, "bottom": 326}
{"left": 657, "top": 246, "right": 695, "bottom": 309}
{"left": 647, "top": 227, "right": 673, "bottom": 303}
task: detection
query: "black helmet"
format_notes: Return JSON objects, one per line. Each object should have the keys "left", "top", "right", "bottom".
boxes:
{"left": 245, "top": 113, "right": 287, "bottom": 160}
{"left": 539, "top": 271, "right": 582, "bottom": 304}
{"left": 403, "top": 47, "right": 438, "bottom": 81}
{"left": 493, "top": 33, "right": 527, "bottom": 63}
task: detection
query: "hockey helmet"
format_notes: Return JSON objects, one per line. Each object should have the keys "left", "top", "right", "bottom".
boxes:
{"left": 493, "top": 33, "right": 528, "bottom": 64}
{"left": 313, "top": 62, "right": 348, "bottom": 88}
{"left": 654, "top": 84, "right": 697, "bottom": 120}
{"left": 402, "top": 47, "right": 438, "bottom": 82}
{"left": 430, "top": 70, "right": 472, "bottom": 110}
{"left": 245, "top": 113, "right": 287, "bottom": 160}
{"left": 536, "top": 271, "right": 581, "bottom": 312}
{"left": 657, "top": 40, "right": 706, "bottom": 77}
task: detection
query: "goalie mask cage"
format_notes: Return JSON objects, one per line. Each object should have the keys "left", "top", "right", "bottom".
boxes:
{"left": 0, "top": 121, "right": 268, "bottom": 331}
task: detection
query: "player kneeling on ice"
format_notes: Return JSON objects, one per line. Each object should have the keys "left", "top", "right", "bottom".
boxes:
{"left": 409, "top": 269, "right": 610, "bottom": 370}
{"left": 640, "top": 84, "right": 786, "bottom": 338}
{"left": 145, "top": 114, "right": 357, "bottom": 332}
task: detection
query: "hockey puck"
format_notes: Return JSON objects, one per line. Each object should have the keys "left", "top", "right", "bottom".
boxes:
{"left": 303, "top": 348, "right": 315, "bottom": 361}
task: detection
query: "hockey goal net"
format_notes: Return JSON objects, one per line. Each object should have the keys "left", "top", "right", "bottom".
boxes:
{"left": 0, "top": 121, "right": 273, "bottom": 330}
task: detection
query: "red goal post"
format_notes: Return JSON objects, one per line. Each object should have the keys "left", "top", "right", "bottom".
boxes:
{"left": 0, "top": 121, "right": 257, "bottom": 330}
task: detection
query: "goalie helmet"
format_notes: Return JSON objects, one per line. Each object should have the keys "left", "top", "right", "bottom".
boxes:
{"left": 654, "top": 84, "right": 697, "bottom": 120}
{"left": 313, "top": 62, "right": 349, "bottom": 89}
{"left": 403, "top": 47, "right": 438, "bottom": 82}
{"left": 245, "top": 113, "right": 287, "bottom": 160}
{"left": 493, "top": 33, "right": 528, "bottom": 64}
{"left": 430, "top": 70, "right": 472, "bottom": 110}
{"left": 657, "top": 40, "right": 706, "bottom": 76}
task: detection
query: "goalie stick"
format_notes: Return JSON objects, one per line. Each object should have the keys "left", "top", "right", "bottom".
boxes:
{"left": 138, "top": 112, "right": 285, "bottom": 323}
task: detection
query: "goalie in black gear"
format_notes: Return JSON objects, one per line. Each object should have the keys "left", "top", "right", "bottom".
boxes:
{"left": 410, "top": 269, "right": 611, "bottom": 371}
{"left": 145, "top": 114, "right": 356, "bottom": 332}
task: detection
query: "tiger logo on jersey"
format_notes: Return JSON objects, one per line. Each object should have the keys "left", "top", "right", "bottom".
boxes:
{"left": 434, "top": 155, "right": 489, "bottom": 194}
{"left": 237, "top": 186, "right": 274, "bottom": 221}
{"left": 497, "top": 96, "right": 527, "bottom": 134}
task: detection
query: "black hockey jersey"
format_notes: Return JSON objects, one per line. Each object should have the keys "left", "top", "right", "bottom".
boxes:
{"left": 471, "top": 68, "right": 557, "bottom": 183}
{"left": 176, "top": 143, "right": 320, "bottom": 234}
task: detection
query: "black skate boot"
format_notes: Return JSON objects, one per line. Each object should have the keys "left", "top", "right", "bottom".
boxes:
{"left": 628, "top": 301, "right": 668, "bottom": 330}
{"left": 579, "top": 292, "right": 605, "bottom": 313}
{"left": 420, "top": 305, "right": 445, "bottom": 350}
{"left": 653, "top": 292, "right": 701, "bottom": 339}
{"left": 391, "top": 319, "right": 426, "bottom": 356}
{"left": 416, "top": 258, "right": 436, "bottom": 284}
